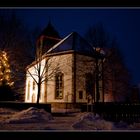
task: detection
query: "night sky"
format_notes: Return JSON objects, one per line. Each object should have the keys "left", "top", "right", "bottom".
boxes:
{"left": 1, "top": 8, "right": 140, "bottom": 85}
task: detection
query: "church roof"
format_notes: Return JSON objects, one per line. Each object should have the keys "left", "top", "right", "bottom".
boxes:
{"left": 47, "top": 32, "right": 96, "bottom": 56}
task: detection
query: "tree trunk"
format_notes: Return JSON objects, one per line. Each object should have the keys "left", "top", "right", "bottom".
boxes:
{"left": 36, "top": 82, "right": 41, "bottom": 106}
{"left": 95, "top": 58, "right": 100, "bottom": 103}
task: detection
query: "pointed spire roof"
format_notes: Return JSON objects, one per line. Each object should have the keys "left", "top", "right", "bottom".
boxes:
{"left": 47, "top": 32, "right": 96, "bottom": 56}
{"left": 39, "top": 21, "right": 60, "bottom": 39}
{"left": 36, "top": 21, "right": 61, "bottom": 54}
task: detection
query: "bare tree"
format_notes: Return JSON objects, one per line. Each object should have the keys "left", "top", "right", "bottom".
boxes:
{"left": 85, "top": 23, "right": 132, "bottom": 102}
{"left": 103, "top": 41, "right": 132, "bottom": 101}
{"left": 0, "top": 11, "right": 34, "bottom": 100}
{"left": 26, "top": 36, "right": 60, "bottom": 105}
{"left": 85, "top": 23, "right": 110, "bottom": 49}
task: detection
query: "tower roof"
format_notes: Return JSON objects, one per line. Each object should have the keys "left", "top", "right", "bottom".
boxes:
{"left": 39, "top": 21, "right": 60, "bottom": 39}
{"left": 36, "top": 21, "right": 61, "bottom": 54}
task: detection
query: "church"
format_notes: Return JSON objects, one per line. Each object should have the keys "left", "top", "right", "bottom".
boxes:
{"left": 25, "top": 22, "right": 109, "bottom": 109}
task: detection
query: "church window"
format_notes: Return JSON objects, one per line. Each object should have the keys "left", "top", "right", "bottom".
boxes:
{"left": 55, "top": 72, "right": 63, "bottom": 99}
{"left": 85, "top": 73, "right": 94, "bottom": 97}
{"left": 33, "top": 81, "right": 36, "bottom": 90}
{"left": 32, "top": 93, "right": 35, "bottom": 103}
{"left": 27, "top": 81, "right": 30, "bottom": 100}
{"left": 79, "top": 91, "right": 83, "bottom": 99}
{"left": 39, "top": 84, "right": 43, "bottom": 102}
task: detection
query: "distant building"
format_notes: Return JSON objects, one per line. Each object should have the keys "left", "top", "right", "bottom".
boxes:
{"left": 25, "top": 22, "right": 115, "bottom": 109}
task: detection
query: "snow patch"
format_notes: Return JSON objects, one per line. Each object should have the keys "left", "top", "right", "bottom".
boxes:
{"left": 113, "top": 121, "right": 129, "bottom": 130}
{"left": 0, "top": 108, "right": 140, "bottom": 130}
{"left": 72, "top": 112, "right": 114, "bottom": 130}
{"left": 4, "top": 107, "right": 53, "bottom": 124}
{"left": 128, "top": 122, "right": 140, "bottom": 130}
{"left": 0, "top": 108, "right": 17, "bottom": 115}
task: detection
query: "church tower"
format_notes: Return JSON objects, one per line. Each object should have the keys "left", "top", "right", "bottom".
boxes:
{"left": 36, "top": 21, "right": 61, "bottom": 55}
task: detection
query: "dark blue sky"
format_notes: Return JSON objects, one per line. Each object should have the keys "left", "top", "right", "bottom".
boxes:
{"left": 2, "top": 8, "right": 140, "bottom": 85}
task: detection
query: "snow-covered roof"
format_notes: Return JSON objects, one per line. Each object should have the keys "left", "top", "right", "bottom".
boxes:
{"left": 47, "top": 32, "right": 95, "bottom": 56}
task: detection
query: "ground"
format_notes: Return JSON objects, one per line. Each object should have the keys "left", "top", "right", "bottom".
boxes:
{"left": 0, "top": 107, "right": 140, "bottom": 131}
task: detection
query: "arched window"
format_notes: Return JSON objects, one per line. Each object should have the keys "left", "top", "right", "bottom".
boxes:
{"left": 27, "top": 81, "right": 30, "bottom": 100}
{"left": 33, "top": 81, "right": 36, "bottom": 90}
{"left": 55, "top": 72, "right": 64, "bottom": 99}
{"left": 32, "top": 93, "right": 35, "bottom": 103}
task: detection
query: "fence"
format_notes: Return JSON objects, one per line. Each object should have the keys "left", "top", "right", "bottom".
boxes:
{"left": 81, "top": 102, "right": 140, "bottom": 123}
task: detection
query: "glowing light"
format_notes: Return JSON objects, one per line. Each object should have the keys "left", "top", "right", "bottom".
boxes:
{"left": 0, "top": 50, "right": 14, "bottom": 87}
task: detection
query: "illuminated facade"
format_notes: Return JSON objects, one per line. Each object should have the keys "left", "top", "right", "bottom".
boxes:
{"left": 25, "top": 32, "right": 108, "bottom": 109}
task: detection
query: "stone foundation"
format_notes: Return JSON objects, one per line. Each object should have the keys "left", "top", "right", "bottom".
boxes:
{"left": 49, "top": 102, "right": 85, "bottom": 110}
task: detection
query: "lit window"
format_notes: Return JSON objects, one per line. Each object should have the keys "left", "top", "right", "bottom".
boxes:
{"left": 32, "top": 93, "right": 35, "bottom": 103}
{"left": 55, "top": 72, "right": 63, "bottom": 99}
{"left": 27, "top": 81, "right": 30, "bottom": 100}
{"left": 33, "top": 81, "right": 35, "bottom": 90}
{"left": 39, "top": 84, "right": 43, "bottom": 101}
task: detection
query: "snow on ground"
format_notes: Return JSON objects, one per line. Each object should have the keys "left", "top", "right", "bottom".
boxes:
{"left": 72, "top": 112, "right": 114, "bottom": 130}
{"left": 0, "top": 108, "right": 18, "bottom": 122}
{"left": 4, "top": 107, "right": 53, "bottom": 124}
{"left": 0, "top": 107, "right": 140, "bottom": 131}
{"left": 71, "top": 112, "right": 133, "bottom": 130}
{"left": 0, "top": 108, "right": 17, "bottom": 115}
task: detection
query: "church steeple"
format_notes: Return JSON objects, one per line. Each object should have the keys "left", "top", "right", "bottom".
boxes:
{"left": 39, "top": 20, "right": 60, "bottom": 39}
{"left": 37, "top": 21, "right": 61, "bottom": 54}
